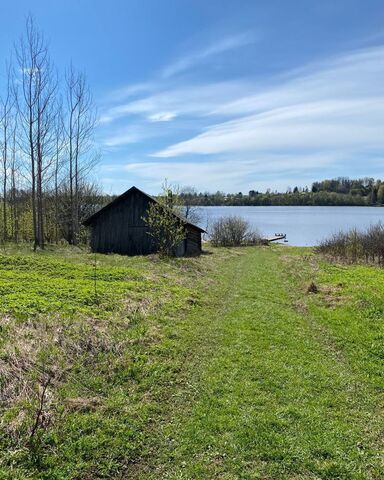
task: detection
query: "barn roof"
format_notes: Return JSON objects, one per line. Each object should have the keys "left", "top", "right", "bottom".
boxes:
{"left": 83, "top": 185, "right": 206, "bottom": 233}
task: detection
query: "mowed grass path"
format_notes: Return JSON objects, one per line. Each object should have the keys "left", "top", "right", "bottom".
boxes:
{"left": 0, "top": 247, "right": 383, "bottom": 479}
{"left": 136, "top": 248, "right": 383, "bottom": 479}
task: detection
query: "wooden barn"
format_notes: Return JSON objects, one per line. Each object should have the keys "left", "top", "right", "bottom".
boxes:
{"left": 83, "top": 186, "right": 205, "bottom": 256}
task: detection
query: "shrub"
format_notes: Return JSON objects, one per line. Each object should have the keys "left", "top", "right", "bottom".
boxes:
{"left": 316, "top": 223, "right": 384, "bottom": 265}
{"left": 210, "top": 216, "right": 262, "bottom": 247}
{"left": 143, "top": 185, "right": 186, "bottom": 257}
{"left": 144, "top": 200, "right": 186, "bottom": 256}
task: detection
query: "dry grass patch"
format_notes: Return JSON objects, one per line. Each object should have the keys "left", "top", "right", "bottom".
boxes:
{"left": 0, "top": 313, "right": 120, "bottom": 446}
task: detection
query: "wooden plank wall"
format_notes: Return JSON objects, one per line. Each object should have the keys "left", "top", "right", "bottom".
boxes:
{"left": 185, "top": 227, "right": 202, "bottom": 255}
{"left": 91, "top": 190, "right": 156, "bottom": 255}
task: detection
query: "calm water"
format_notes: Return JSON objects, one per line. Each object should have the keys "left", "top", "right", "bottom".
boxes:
{"left": 197, "top": 206, "right": 384, "bottom": 247}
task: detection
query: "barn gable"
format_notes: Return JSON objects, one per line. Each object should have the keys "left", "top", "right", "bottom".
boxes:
{"left": 83, "top": 186, "right": 205, "bottom": 256}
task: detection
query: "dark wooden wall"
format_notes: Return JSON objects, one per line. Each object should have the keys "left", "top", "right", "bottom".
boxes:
{"left": 185, "top": 226, "right": 202, "bottom": 255}
{"left": 90, "top": 189, "right": 156, "bottom": 255}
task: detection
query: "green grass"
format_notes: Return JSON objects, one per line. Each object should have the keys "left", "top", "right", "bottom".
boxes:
{"left": 0, "top": 246, "right": 383, "bottom": 479}
{"left": 0, "top": 252, "right": 147, "bottom": 318}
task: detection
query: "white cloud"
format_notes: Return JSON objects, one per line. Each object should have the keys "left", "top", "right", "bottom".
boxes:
{"left": 99, "top": 80, "right": 249, "bottom": 124}
{"left": 121, "top": 153, "right": 337, "bottom": 192}
{"left": 210, "top": 47, "right": 384, "bottom": 117}
{"left": 102, "top": 82, "right": 154, "bottom": 103}
{"left": 154, "top": 99, "right": 384, "bottom": 157}
{"left": 98, "top": 43, "right": 384, "bottom": 192}
{"left": 162, "top": 32, "right": 256, "bottom": 78}
{"left": 147, "top": 111, "right": 177, "bottom": 122}
{"left": 153, "top": 46, "right": 384, "bottom": 158}
{"left": 99, "top": 31, "right": 256, "bottom": 125}
{"left": 101, "top": 126, "right": 149, "bottom": 147}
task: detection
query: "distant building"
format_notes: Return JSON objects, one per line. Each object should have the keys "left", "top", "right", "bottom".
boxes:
{"left": 83, "top": 186, "right": 205, "bottom": 256}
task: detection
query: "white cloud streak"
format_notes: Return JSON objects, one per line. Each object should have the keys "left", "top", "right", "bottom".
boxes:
{"left": 99, "top": 80, "right": 249, "bottom": 125}
{"left": 121, "top": 153, "right": 338, "bottom": 192}
{"left": 98, "top": 42, "right": 384, "bottom": 193}
{"left": 147, "top": 111, "right": 177, "bottom": 122}
{"left": 162, "top": 32, "right": 256, "bottom": 78}
{"left": 152, "top": 46, "right": 384, "bottom": 157}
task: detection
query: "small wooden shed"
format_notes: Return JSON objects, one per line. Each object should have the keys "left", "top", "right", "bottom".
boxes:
{"left": 83, "top": 186, "right": 205, "bottom": 256}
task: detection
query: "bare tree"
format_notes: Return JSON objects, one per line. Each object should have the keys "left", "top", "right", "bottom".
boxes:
{"left": 179, "top": 186, "right": 203, "bottom": 225}
{"left": 52, "top": 102, "right": 65, "bottom": 243}
{"left": 0, "top": 64, "right": 15, "bottom": 242}
{"left": 0, "top": 17, "right": 100, "bottom": 247}
{"left": 9, "top": 114, "right": 20, "bottom": 242}
{"left": 64, "top": 66, "right": 96, "bottom": 244}
{"left": 56, "top": 180, "right": 102, "bottom": 243}
{"left": 15, "top": 16, "right": 58, "bottom": 250}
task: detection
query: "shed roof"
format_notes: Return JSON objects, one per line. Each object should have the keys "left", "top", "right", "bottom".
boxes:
{"left": 83, "top": 185, "right": 206, "bottom": 233}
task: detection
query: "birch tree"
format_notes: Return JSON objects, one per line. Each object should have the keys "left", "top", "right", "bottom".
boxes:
{"left": 64, "top": 66, "right": 96, "bottom": 244}
{"left": 0, "top": 64, "right": 15, "bottom": 241}
{"left": 15, "top": 16, "right": 58, "bottom": 249}
{"left": 9, "top": 120, "right": 19, "bottom": 242}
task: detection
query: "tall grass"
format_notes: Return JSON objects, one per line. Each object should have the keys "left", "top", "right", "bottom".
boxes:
{"left": 316, "top": 223, "right": 384, "bottom": 264}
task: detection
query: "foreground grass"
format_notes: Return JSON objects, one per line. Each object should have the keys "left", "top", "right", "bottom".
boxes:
{"left": 0, "top": 246, "right": 202, "bottom": 479}
{"left": 0, "top": 245, "right": 383, "bottom": 478}
{"left": 138, "top": 248, "right": 383, "bottom": 479}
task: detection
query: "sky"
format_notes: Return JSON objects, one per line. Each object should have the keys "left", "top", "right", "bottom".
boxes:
{"left": 0, "top": 0, "right": 384, "bottom": 194}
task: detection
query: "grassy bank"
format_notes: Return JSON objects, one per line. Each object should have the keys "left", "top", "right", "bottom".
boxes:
{"left": 0, "top": 246, "right": 383, "bottom": 479}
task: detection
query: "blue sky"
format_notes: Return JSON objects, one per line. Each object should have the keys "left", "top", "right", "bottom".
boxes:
{"left": 1, "top": 0, "right": 384, "bottom": 194}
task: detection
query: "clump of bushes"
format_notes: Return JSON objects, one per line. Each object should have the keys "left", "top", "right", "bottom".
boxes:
{"left": 316, "top": 223, "right": 384, "bottom": 264}
{"left": 210, "top": 216, "right": 263, "bottom": 247}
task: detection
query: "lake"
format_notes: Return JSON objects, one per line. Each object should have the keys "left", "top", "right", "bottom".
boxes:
{"left": 197, "top": 206, "right": 384, "bottom": 247}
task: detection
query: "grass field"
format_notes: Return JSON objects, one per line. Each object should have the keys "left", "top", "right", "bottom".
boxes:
{"left": 0, "top": 245, "right": 383, "bottom": 479}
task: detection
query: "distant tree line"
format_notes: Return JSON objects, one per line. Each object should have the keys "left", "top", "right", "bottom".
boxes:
{"left": 178, "top": 177, "right": 384, "bottom": 207}
{"left": 0, "top": 16, "right": 102, "bottom": 248}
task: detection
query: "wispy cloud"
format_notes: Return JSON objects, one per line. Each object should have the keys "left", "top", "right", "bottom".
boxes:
{"left": 98, "top": 42, "right": 384, "bottom": 192}
{"left": 102, "top": 82, "right": 154, "bottom": 103}
{"left": 99, "top": 80, "right": 249, "bottom": 125}
{"left": 153, "top": 46, "right": 384, "bottom": 158}
{"left": 161, "top": 31, "right": 256, "bottom": 78}
{"left": 99, "top": 31, "right": 256, "bottom": 125}
{"left": 101, "top": 125, "right": 154, "bottom": 147}
{"left": 153, "top": 99, "right": 384, "bottom": 157}
{"left": 147, "top": 111, "right": 177, "bottom": 122}
{"left": 121, "top": 153, "right": 339, "bottom": 192}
